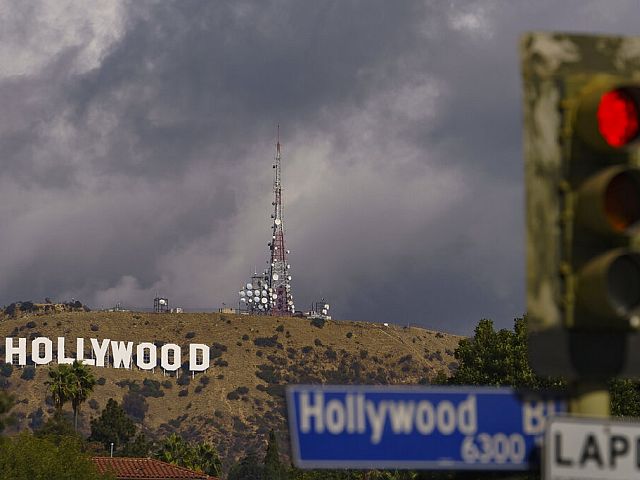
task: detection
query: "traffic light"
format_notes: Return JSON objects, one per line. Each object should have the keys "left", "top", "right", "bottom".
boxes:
{"left": 521, "top": 32, "right": 640, "bottom": 378}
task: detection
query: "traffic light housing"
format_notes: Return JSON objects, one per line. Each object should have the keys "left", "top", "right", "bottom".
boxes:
{"left": 522, "top": 32, "right": 640, "bottom": 378}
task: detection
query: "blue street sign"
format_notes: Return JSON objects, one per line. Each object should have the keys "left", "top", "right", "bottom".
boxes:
{"left": 287, "top": 385, "right": 566, "bottom": 470}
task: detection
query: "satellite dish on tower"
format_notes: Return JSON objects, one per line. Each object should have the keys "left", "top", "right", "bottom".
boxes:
{"left": 272, "top": 273, "right": 279, "bottom": 281}
{"left": 246, "top": 283, "right": 253, "bottom": 290}
{"left": 274, "top": 218, "right": 281, "bottom": 226}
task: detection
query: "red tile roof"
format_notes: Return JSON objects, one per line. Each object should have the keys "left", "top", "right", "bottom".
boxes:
{"left": 92, "top": 457, "right": 218, "bottom": 480}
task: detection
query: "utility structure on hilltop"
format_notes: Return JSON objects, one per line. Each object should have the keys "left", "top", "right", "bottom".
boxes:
{"left": 239, "top": 127, "right": 295, "bottom": 315}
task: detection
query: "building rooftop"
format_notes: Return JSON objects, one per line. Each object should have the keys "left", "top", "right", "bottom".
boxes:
{"left": 92, "top": 457, "right": 218, "bottom": 480}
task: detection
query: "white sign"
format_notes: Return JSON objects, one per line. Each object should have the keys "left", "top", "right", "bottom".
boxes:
{"left": 3, "top": 336, "right": 211, "bottom": 372}
{"left": 545, "top": 416, "right": 640, "bottom": 480}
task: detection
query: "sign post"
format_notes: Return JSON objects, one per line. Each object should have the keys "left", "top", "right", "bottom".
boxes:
{"left": 545, "top": 416, "right": 640, "bottom": 480}
{"left": 287, "top": 385, "right": 565, "bottom": 471}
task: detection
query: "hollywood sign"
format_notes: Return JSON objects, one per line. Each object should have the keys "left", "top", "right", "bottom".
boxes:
{"left": 3, "top": 336, "right": 211, "bottom": 372}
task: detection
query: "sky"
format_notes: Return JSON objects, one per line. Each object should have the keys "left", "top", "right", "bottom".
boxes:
{"left": 1, "top": 0, "right": 639, "bottom": 335}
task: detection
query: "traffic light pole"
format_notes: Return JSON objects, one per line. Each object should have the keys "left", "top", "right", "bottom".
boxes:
{"left": 570, "top": 381, "right": 610, "bottom": 417}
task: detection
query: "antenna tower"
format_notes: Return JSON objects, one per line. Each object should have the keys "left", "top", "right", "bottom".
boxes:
{"left": 268, "top": 126, "right": 294, "bottom": 314}
{"left": 238, "top": 126, "right": 295, "bottom": 315}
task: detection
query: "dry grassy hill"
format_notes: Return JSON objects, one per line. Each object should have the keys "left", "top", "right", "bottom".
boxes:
{"left": 0, "top": 311, "right": 463, "bottom": 465}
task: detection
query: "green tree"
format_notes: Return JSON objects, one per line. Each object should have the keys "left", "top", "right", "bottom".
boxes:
{"left": 263, "top": 430, "right": 287, "bottom": 480}
{"left": 227, "top": 454, "right": 265, "bottom": 480}
{"left": 0, "top": 433, "right": 112, "bottom": 480}
{"left": 156, "top": 433, "right": 221, "bottom": 476}
{"left": 69, "top": 360, "right": 97, "bottom": 430}
{"left": 0, "top": 391, "right": 13, "bottom": 433}
{"left": 35, "top": 411, "right": 79, "bottom": 445}
{"left": 156, "top": 433, "right": 187, "bottom": 465}
{"left": 447, "top": 318, "right": 560, "bottom": 390}
{"left": 45, "top": 364, "right": 74, "bottom": 413}
{"left": 121, "top": 433, "right": 152, "bottom": 457}
{"left": 89, "top": 398, "right": 136, "bottom": 454}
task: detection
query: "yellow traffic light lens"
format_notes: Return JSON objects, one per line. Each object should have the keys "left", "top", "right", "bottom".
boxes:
{"left": 608, "top": 253, "right": 640, "bottom": 315}
{"left": 597, "top": 89, "right": 640, "bottom": 147}
{"left": 604, "top": 170, "right": 640, "bottom": 232}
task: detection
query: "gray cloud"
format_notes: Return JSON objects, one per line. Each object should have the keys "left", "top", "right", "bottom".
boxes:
{"left": 0, "top": 0, "right": 638, "bottom": 334}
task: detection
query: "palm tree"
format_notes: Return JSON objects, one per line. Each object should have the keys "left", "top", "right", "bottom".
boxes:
{"left": 69, "top": 360, "right": 96, "bottom": 430}
{"left": 191, "top": 442, "right": 222, "bottom": 477}
{"left": 45, "top": 364, "right": 74, "bottom": 413}
{"left": 157, "top": 433, "right": 187, "bottom": 465}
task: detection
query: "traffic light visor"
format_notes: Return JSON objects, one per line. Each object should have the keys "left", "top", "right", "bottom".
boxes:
{"left": 577, "top": 250, "right": 640, "bottom": 321}
{"left": 608, "top": 253, "right": 640, "bottom": 315}
{"left": 598, "top": 88, "right": 640, "bottom": 148}
{"left": 576, "top": 166, "right": 640, "bottom": 235}
{"left": 604, "top": 170, "right": 640, "bottom": 233}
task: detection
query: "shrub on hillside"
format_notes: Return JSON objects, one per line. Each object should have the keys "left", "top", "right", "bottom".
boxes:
{"left": 20, "top": 301, "right": 35, "bottom": 312}
{"left": 275, "top": 324, "right": 284, "bottom": 333}
{"left": 324, "top": 348, "right": 337, "bottom": 361}
{"left": 310, "top": 317, "right": 325, "bottom": 328}
{"left": 210, "top": 342, "right": 227, "bottom": 359}
{"left": 398, "top": 354, "right": 412, "bottom": 364}
{"left": 21, "top": 365, "right": 36, "bottom": 381}
{"left": 178, "top": 389, "right": 188, "bottom": 397}
{"left": 255, "top": 365, "right": 279, "bottom": 384}
{"left": 96, "top": 377, "right": 106, "bottom": 386}
{"left": 185, "top": 331, "right": 196, "bottom": 339}
{"left": 176, "top": 375, "right": 190, "bottom": 386}
{"left": 253, "top": 336, "right": 278, "bottom": 348}
{"left": 28, "top": 408, "right": 44, "bottom": 429}
{"left": 88, "top": 399, "right": 99, "bottom": 410}
{"left": 141, "top": 378, "right": 164, "bottom": 398}
{"left": 122, "top": 392, "right": 148, "bottom": 422}
{"left": 227, "top": 391, "right": 239, "bottom": 401}
{"left": 0, "top": 363, "right": 13, "bottom": 378}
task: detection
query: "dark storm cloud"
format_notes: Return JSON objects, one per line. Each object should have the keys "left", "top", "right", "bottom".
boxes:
{"left": 1, "top": 0, "right": 638, "bottom": 333}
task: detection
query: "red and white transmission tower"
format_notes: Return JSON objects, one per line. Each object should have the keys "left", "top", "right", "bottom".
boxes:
{"left": 268, "top": 126, "right": 294, "bottom": 314}
{"left": 238, "top": 126, "right": 295, "bottom": 315}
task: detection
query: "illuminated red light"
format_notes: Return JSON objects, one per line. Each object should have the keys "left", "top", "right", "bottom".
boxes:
{"left": 597, "top": 89, "right": 640, "bottom": 148}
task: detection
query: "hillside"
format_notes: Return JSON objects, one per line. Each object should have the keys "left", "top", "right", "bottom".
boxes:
{"left": 0, "top": 311, "right": 463, "bottom": 465}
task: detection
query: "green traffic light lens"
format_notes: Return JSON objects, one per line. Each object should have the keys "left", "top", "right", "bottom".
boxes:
{"left": 608, "top": 253, "right": 640, "bottom": 315}
{"left": 604, "top": 170, "right": 640, "bottom": 233}
{"left": 598, "top": 89, "right": 640, "bottom": 147}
